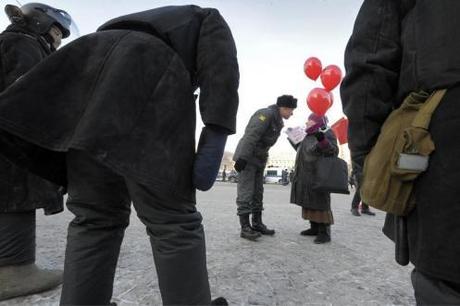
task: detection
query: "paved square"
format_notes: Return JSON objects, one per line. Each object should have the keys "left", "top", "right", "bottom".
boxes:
{"left": 1, "top": 183, "right": 415, "bottom": 305}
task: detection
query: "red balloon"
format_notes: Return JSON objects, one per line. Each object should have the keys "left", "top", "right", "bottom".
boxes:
{"left": 304, "top": 57, "right": 322, "bottom": 81}
{"left": 329, "top": 91, "right": 334, "bottom": 105}
{"left": 307, "top": 88, "right": 332, "bottom": 116}
{"left": 320, "top": 65, "right": 342, "bottom": 91}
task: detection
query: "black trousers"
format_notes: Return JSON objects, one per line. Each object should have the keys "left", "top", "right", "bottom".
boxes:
{"left": 0, "top": 211, "right": 35, "bottom": 266}
{"left": 412, "top": 269, "right": 460, "bottom": 305}
{"left": 60, "top": 150, "right": 210, "bottom": 305}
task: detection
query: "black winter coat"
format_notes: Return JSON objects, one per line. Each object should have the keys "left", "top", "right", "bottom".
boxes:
{"left": 290, "top": 130, "right": 338, "bottom": 211}
{"left": 233, "top": 104, "right": 283, "bottom": 168}
{"left": 341, "top": 0, "right": 460, "bottom": 283}
{"left": 0, "top": 24, "right": 63, "bottom": 214}
{"left": 0, "top": 6, "right": 239, "bottom": 201}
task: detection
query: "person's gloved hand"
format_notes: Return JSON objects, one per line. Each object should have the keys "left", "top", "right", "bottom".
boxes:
{"left": 313, "top": 131, "right": 325, "bottom": 141}
{"left": 193, "top": 126, "right": 228, "bottom": 191}
{"left": 234, "top": 158, "right": 247, "bottom": 172}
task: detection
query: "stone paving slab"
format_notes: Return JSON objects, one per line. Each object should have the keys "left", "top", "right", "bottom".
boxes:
{"left": 1, "top": 183, "right": 415, "bottom": 305}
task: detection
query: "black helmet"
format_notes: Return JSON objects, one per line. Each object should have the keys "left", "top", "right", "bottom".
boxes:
{"left": 19, "top": 3, "right": 73, "bottom": 38}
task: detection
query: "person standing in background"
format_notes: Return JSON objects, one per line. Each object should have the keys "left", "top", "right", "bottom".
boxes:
{"left": 222, "top": 165, "right": 227, "bottom": 182}
{"left": 349, "top": 167, "right": 375, "bottom": 216}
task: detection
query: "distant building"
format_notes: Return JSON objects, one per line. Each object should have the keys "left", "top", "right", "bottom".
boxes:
{"left": 266, "top": 152, "right": 296, "bottom": 170}
{"left": 222, "top": 143, "right": 351, "bottom": 172}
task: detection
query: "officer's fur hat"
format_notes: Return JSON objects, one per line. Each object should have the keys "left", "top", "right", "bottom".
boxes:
{"left": 276, "top": 95, "right": 297, "bottom": 109}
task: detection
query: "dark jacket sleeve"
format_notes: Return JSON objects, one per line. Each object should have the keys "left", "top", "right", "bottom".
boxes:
{"left": 340, "top": 0, "right": 406, "bottom": 167}
{"left": 0, "top": 35, "right": 44, "bottom": 91}
{"left": 196, "top": 8, "right": 239, "bottom": 134}
{"left": 236, "top": 109, "right": 271, "bottom": 160}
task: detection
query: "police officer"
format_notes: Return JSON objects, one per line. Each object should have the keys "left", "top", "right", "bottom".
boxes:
{"left": 0, "top": 5, "right": 238, "bottom": 305}
{"left": 233, "top": 95, "right": 297, "bottom": 240}
{"left": 0, "top": 3, "right": 74, "bottom": 301}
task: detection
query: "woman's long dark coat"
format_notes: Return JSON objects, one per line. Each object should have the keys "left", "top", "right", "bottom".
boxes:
{"left": 290, "top": 130, "right": 339, "bottom": 211}
{"left": 0, "top": 5, "right": 239, "bottom": 201}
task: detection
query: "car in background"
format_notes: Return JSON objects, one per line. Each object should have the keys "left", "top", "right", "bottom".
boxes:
{"left": 264, "top": 167, "right": 283, "bottom": 184}
{"left": 264, "top": 167, "right": 290, "bottom": 185}
{"left": 227, "top": 170, "right": 239, "bottom": 183}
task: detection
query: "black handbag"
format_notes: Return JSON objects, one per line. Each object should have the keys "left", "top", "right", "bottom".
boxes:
{"left": 312, "top": 156, "right": 350, "bottom": 194}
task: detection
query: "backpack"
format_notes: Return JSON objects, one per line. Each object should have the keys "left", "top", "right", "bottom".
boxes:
{"left": 360, "top": 89, "right": 446, "bottom": 216}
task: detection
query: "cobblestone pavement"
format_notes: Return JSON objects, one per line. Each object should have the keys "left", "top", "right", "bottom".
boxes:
{"left": 1, "top": 183, "right": 415, "bottom": 305}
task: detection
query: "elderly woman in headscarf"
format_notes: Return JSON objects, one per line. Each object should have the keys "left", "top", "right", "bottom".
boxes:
{"left": 290, "top": 113, "right": 339, "bottom": 243}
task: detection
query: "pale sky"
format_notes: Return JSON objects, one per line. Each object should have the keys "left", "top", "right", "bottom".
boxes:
{"left": 0, "top": 0, "right": 364, "bottom": 157}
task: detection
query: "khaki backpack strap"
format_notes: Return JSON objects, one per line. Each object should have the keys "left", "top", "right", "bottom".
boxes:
{"left": 412, "top": 89, "right": 447, "bottom": 129}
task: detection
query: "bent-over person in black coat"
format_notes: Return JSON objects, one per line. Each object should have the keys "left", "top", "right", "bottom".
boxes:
{"left": 0, "top": 5, "right": 239, "bottom": 305}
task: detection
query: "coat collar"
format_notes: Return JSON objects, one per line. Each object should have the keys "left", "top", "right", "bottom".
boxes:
{"left": 3, "top": 24, "right": 52, "bottom": 55}
{"left": 268, "top": 104, "right": 284, "bottom": 128}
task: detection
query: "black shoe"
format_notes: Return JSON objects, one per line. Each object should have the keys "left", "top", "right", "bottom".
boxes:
{"left": 251, "top": 212, "right": 275, "bottom": 235}
{"left": 239, "top": 214, "right": 261, "bottom": 241}
{"left": 252, "top": 223, "right": 275, "bottom": 235}
{"left": 351, "top": 208, "right": 361, "bottom": 216}
{"left": 241, "top": 226, "right": 261, "bottom": 240}
{"left": 300, "top": 221, "right": 318, "bottom": 236}
{"left": 361, "top": 208, "right": 376, "bottom": 216}
{"left": 314, "top": 224, "right": 331, "bottom": 244}
{"left": 211, "top": 297, "right": 228, "bottom": 305}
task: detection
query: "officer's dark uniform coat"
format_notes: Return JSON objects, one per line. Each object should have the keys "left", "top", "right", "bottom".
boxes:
{"left": 0, "top": 6, "right": 239, "bottom": 200}
{"left": 233, "top": 104, "right": 283, "bottom": 168}
{"left": 341, "top": 0, "right": 460, "bottom": 284}
{"left": 0, "top": 24, "right": 62, "bottom": 214}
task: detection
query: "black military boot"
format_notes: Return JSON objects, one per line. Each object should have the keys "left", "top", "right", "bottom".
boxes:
{"left": 300, "top": 221, "right": 318, "bottom": 236}
{"left": 211, "top": 297, "right": 228, "bottom": 305}
{"left": 314, "top": 224, "right": 331, "bottom": 244}
{"left": 251, "top": 212, "right": 275, "bottom": 235}
{"left": 239, "top": 214, "right": 261, "bottom": 241}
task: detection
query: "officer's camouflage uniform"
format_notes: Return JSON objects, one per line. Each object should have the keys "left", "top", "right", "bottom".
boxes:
{"left": 233, "top": 104, "right": 283, "bottom": 215}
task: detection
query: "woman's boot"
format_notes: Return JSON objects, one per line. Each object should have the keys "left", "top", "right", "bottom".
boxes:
{"left": 314, "top": 223, "right": 331, "bottom": 244}
{"left": 300, "top": 221, "right": 318, "bottom": 236}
